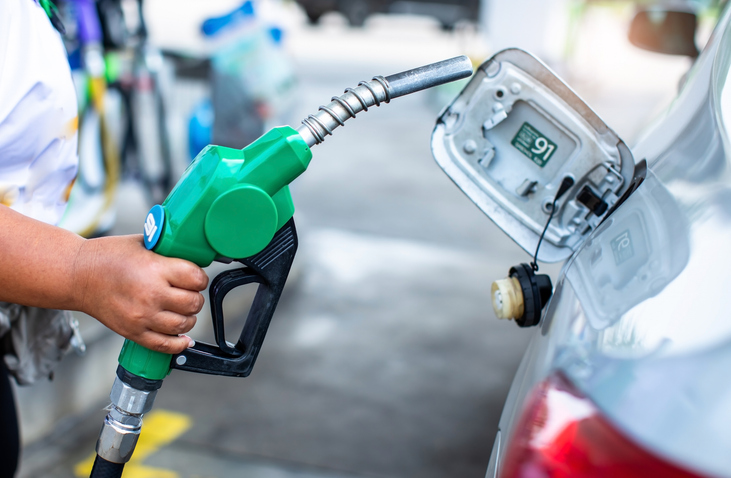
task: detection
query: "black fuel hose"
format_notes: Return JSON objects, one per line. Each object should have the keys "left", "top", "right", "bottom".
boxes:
{"left": 89, "top": 455, "right": 124, "bottom": 478}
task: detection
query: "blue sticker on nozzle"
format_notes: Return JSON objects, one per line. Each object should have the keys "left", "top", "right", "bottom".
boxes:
{"left": 144, "top": 205, "right": 165, "bottom": 250}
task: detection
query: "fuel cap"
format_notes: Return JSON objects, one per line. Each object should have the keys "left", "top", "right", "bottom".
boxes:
{"left": 491, "top": 263, "right": 553, "bottom": 327}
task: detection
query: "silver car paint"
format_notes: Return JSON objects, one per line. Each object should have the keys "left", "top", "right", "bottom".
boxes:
{"left": 485, "top": 4, "right": 731, "bottom": 478}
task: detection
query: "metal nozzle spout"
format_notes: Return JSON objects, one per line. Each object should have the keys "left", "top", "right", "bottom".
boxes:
{"left": 384, "top": 55, "right": 474, "bottom": 98}
{"left": 297, "top": 56, "right": 474, "bottom": 147}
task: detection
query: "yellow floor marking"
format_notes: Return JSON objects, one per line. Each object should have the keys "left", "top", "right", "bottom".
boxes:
{"left": 74, "top": 409, "right": 192, "bottom": 478}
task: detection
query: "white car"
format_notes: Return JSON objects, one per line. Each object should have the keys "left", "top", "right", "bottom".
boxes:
{"left": 432, "top": 3, "right": 731, "bottom": 477}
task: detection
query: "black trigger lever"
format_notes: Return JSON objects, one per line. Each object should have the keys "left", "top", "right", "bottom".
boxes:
{"left": 171, "top": 218, "right": 298, "bottom": 377}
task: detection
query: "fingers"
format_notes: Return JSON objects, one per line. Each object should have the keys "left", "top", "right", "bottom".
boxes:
{"left": 164, "top": 259, "right": 209, "bottom": 291}
{"left": 138, "top": 311, "right": 197, "bottom": 353}
{"left": 138, "top": 330, "right": 195, "bottom": 355}
{"left": 146, "top": 310, "right": 197, "bottom": 337}
{"left": 161, "top": 288, "right": 205, "bottom": 316}
{"left": 78, "top": 235, "right": 211, "bottom": 354}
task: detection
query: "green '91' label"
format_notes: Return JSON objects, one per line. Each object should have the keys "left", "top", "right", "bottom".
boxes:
{"left": 511, "top": 122, "right": 557, "bottom": 167}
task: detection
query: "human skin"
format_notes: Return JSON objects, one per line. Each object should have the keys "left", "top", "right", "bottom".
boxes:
{"left": 0, "top": 205, "right": 209, "bottom": 354}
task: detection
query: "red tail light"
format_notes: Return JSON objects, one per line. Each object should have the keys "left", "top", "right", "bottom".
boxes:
{"left": 499, "top": 373, "right": 704, "bottom": 478}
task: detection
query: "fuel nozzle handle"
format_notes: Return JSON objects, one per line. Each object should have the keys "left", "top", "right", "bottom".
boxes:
{"left": 297, "top": 55, "right": 473, "bottom": 147}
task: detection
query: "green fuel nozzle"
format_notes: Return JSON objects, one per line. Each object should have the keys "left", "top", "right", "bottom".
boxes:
{"left": 91, "top": 56, "right": 473, "bottom": 473}
{"left": 142, "top": 55, "right": 474, "bottom": 270}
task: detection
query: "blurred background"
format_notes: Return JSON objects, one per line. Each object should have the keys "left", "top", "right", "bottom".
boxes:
{"left": 14, "top": 0, "right": 717, "bottom": 476}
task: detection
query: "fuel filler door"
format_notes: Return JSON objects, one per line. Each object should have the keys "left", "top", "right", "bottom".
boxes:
{"left": 431, "top": 49, "right": 637, "bottom": 262}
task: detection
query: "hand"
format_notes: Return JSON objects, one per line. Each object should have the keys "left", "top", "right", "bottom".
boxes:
{"left": 72, "top": 235, "right": 209, "bottom": 354}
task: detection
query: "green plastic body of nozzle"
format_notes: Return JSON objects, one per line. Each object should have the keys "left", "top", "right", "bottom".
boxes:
{"left": 155, "top": 126, "right": 312, "bottom": 267}
{"left": 118, "top": 126, "right": 312, "bottom": 380}
{"left": 118, "top": 340, "right": 173, "bottom": 380}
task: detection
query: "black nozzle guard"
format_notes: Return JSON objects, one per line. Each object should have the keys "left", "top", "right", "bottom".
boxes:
{"left": 171, "top": 218, "right": 297, "bottom": 377}
{"left": 510, "top": 263, "right": 552, "bottom": 328}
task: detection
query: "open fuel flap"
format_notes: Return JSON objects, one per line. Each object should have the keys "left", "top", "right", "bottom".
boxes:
{"left": 431, "top": 49, "right": 637, "bottom": 263}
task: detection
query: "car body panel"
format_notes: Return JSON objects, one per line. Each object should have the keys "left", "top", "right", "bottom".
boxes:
{"left": 482, "top": 3, "right": 731, "bottom": 477}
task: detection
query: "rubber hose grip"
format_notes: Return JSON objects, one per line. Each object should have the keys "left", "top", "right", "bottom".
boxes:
{"left": 89, "top": 455, "right": 125, "bottom": 478}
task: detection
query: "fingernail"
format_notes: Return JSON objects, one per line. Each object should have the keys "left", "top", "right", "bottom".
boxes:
{"left": 179, "top": 334, "right": 195, "bottom": 348}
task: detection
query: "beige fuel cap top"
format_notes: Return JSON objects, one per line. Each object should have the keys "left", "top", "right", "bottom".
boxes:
{"left": 491, "top": 276, "right": 524, "bottom": 320}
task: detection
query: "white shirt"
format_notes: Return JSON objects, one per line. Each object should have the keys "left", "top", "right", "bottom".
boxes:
{"left": 0, "top": 0, "right": 78, "bottom": 225}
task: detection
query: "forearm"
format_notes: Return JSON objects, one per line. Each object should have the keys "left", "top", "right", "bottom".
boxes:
{"left": 0, "top": 205, "right": 85, "bottom": 311}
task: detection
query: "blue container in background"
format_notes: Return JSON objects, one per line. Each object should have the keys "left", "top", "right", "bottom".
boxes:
{"left": 188, "top": 98, "right": 214, "bottom": 161}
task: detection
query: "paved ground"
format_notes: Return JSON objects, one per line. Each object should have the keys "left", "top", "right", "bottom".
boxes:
{"left": 16, "top": 2, "right": 691, "bottom": 478}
